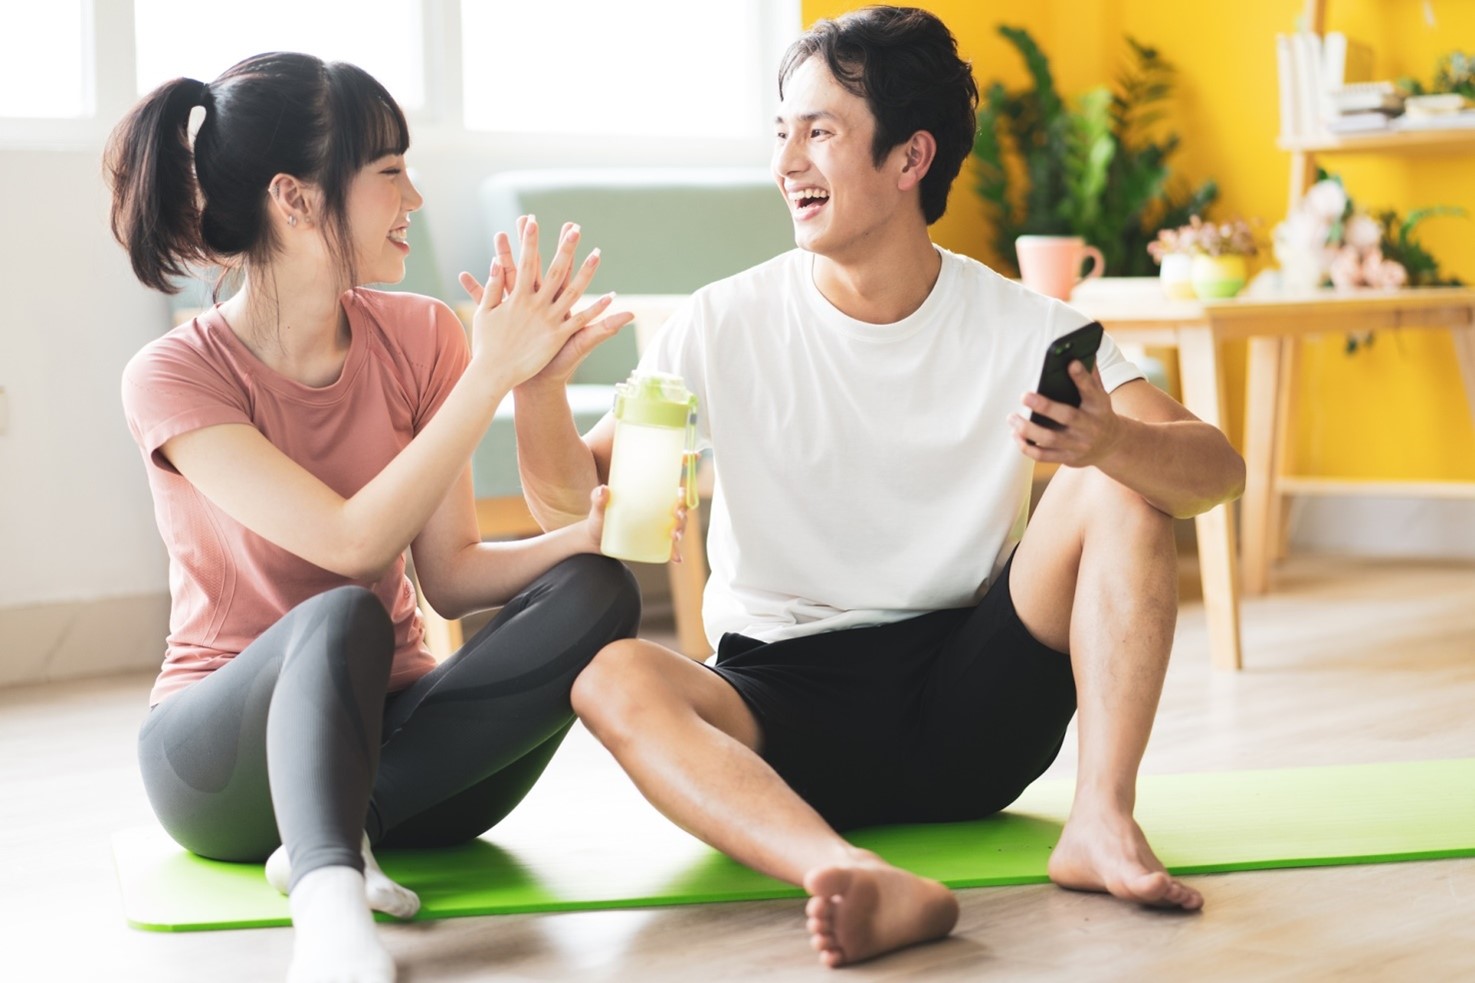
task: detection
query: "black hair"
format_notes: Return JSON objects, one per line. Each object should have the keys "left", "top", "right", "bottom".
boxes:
{"left": 105, "top": 52, "right": 409, "bottom": 294}
{"left": 778, "top": 6, "right": 978, "bottom": 224}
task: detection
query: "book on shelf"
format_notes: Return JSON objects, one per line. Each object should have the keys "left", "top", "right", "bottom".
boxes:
{"left": 1321, "top": 32, "right": 1373, "bottom": 93}
{"left": 1277, "top": 31, "right": 1382, "bottom": 142}
{"left": 1291, "top": 32, "right": 1324, "bottom": 139}
{"left": 1276, "top": 34, "right": 1299, "bottom": 141}
{"left": 1326, "top": 111, "right": 1394, "bottom": 135}
{"left": 1393, "top": 110, "right": 1475, "bottom": 132}
{"left": 1329, "top": 82, "right": 1403, "bottom": 115}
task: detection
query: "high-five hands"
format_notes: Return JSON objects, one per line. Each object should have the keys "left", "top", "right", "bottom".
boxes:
{"left": 458, "top": 217, "right": 633, "bottom": 391}
{"left": 1009, "top": 361, "right": 1124, "bottom": 468}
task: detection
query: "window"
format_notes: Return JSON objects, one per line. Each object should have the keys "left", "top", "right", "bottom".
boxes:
{"left": 459, "top": 0, "right": 774, "bottom": 138}
{"left": 133, "top": 0, "right": 425, "bottom": 110}
{"left": 0, "top": 1, "right": 89, "bottom": 118}
{"left": 1, "top": 0, "right": 795, "bottom": 145}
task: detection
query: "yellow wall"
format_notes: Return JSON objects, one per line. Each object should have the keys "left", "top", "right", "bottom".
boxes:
{"left": 800, "top": 0, "right": 1475, "bottom": 479}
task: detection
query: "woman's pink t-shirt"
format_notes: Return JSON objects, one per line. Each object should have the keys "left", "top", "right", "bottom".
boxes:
{"left": 121, "top": 289, "right": 468, "bottom": 706}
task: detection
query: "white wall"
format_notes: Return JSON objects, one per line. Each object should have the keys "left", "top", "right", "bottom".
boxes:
{"left": 0, "top": 149, "right": 172, "bottom": 607}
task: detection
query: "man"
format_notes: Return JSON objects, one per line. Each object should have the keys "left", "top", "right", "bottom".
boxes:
{"left": 506, "top": 5, "right": 1245, "bottom": 968}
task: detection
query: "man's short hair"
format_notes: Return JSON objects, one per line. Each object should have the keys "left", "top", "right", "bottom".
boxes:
{"left": 778, "top": 5, "right": 978, "bottom": 225}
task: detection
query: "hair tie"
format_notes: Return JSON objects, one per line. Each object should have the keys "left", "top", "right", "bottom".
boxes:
{"left": 187, "top": 78, "right": 211, "bottom": 108}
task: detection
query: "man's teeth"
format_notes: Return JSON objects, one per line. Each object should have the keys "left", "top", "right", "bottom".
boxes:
{"left": 790, "top": 190, "right": 830, "bottom": 207}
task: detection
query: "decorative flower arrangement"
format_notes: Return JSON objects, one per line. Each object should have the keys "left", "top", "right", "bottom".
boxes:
{"left": 1148, "top": 215, "right": 1259, "bottom": 261}
{"left": 1274, "top": 175, "right": 1466, "bottom": 293}
{"left": 1148, "top": 216, "right": 1259, "bottom": 299}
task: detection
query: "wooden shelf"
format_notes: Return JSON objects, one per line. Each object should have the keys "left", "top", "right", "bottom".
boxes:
{"left": 1279, "top": 126, "right": 1475, "bottom": 155}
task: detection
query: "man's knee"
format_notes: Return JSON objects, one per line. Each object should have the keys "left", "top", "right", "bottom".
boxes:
{"left": 571, "top": 639, "right": 669, "bottom": 745}
{"left": 1053, "top": 467, "right": 1174, "bottom": 541}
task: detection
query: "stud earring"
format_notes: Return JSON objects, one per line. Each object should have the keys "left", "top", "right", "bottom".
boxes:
{"left": 288, "top": 215, "right": 297, "bottom": 227}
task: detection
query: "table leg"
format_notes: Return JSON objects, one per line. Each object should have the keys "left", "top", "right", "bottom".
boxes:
{"left": 1453, "top": 325, "right": 1475, "bottom": 435}
{"left": 1241, "top": 337, "right": 1284, "bottom": 595}
{"left": 1177, "top": 327, "right": 1244, "bottom": 670}
{"left": 1272, "top": 338, "right": 1301, "bottom": 561}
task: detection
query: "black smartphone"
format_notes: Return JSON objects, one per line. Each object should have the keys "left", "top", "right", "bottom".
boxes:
{"left": 1029, "top": 321, "right": 1104, "bottom": 431}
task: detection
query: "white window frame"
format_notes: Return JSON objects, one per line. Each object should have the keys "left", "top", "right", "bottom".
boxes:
{"left": 1, "top": 0, "right": 801, "bottom": 160}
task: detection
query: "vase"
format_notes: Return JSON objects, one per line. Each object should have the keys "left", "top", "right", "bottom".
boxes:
{"left": 1158, "top": 253, "right": 1195, "bottom": 298}
{"left": 1190, "top": 254, "right": 1247, "bottom": 299}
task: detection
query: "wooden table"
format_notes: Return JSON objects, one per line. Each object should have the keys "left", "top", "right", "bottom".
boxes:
{"left": 1073, "top": 278, "right": 1475, "bottom": 671}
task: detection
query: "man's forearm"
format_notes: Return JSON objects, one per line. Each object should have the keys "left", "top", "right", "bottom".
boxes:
{"left": 514, "top": 381, "right": 603, "bottom": 529}
{"left": 1095, "top": 417, "right": 1246, "bottom": 520}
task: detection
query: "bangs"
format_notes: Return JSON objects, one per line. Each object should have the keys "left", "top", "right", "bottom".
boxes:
{"left": 328, "top": 61, "right": 411, "bottom": 167}
{"left": 356, "top": 91, "right": 411, "bottom": 162}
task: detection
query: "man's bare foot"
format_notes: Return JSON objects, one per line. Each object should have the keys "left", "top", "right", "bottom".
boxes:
{"left": 802, "top": 854, "right": 959, "bottom": 968}
{"left": 1047, "top": 807, "right": 1203, "bottom": 910}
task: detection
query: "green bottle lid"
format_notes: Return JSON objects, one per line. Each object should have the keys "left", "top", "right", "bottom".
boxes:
{"left": 612, "top": 372, "right": 697, "bottom": 428}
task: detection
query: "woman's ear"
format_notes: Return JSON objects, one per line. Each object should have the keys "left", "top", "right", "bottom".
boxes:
{"left": 267, "top": 174, "right": 316, "bottom": 228}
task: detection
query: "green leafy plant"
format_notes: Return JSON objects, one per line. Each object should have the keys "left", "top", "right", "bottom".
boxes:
{"left": 1396, "top": 49, "right": 1474, "bottom": 98}
{"left": 1374, "top": 206, "right": 1468, "bottom": 287}
{"left": 1433, "top": 50, "right": 1475, "bottom": 98}
{"left": 973, "top": 27, "right": 1217, "bottom": 276}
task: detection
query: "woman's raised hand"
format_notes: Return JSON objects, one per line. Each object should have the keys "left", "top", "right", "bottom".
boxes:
{"left": 459, "top": 217, "right": 632, "bottom": 392}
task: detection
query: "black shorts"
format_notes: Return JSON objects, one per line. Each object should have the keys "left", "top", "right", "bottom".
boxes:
{"left": 705, "top": 554, "right": 1076, "bottom": 831}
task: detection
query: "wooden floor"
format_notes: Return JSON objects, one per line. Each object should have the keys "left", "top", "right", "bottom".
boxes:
{"left": 4, "top": 554, "right": 1474, "bottom": 982}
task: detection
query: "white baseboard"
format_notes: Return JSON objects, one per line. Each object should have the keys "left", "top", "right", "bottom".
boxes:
{"left": 2, "top": 498, "right": 1467, "bottom": 691}
{"left": 1289, "top": 497, "right": 1475, "bottom": 559}
{"left": 0, "top": 593, "right": 169, "bottom": 689}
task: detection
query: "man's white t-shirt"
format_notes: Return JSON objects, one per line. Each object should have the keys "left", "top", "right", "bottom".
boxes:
{"left": 637, "top": 246, "right": 1144, "bottom": 648}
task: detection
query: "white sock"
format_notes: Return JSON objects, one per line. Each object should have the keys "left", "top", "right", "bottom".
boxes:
{"left": 266, "top": 835, "right": 420, "bottom": 919}
{"left": 286, "top": 866, "right": 395, "bottom": 983}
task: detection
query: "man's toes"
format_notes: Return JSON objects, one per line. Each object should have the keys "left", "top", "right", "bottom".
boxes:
{"left": 1168, "top": 881, "right": 1204, "bottom": 910}
{"left": 803, "top": 867, "right": 852, "bottom": 906}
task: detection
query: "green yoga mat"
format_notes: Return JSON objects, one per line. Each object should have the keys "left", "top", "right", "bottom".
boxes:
{"left": 113, "top": 758, "right": 1475, "bottom": 932}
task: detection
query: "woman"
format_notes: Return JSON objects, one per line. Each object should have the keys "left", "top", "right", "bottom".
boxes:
{"left": 108, "top": 52, "right": 651, "bottom": 983}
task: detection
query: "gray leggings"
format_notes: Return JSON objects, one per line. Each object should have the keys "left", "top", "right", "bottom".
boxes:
{"left": 138, "top": 554, "right": 639, "bottom": 888}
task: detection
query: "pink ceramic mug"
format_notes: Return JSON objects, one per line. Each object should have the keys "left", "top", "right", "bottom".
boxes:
{"left": 1015, "top": 235, "right": 1105, "bottom": 300}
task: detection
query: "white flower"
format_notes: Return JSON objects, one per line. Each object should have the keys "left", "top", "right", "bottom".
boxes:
{"left": 1303, "top": 180, "right": 1349, "bottom": 222}
{"left": 1344, "top": 213, "right": 1382, "bottom": 250}
{"left": 1274, "top": 211, "right": 1329, "bottom": 251}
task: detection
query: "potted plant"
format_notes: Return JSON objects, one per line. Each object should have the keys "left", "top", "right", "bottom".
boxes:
{"left": 1145, "top": 224, "right": 1197, "bottom": 298}
{"left": 1149, "top": 216, "right": 1258, "bottom": 299}
{"left": 1275, "top": 174, "right": 1466, "bottom": 291}
{"left": 972, "top": 27, "right": 1218, "bottom": 277}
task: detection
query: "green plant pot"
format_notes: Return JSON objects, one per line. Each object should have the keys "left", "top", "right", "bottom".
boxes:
{"left": 1191, "top": 254, "right": 1247, "bottom": 299}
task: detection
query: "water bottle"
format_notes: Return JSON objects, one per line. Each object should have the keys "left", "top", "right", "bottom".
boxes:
{"left": 600, "top": 372, "right": 699, "bottom": 564}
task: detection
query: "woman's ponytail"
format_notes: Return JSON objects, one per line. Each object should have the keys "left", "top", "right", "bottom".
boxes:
{"left": 104, "top": 54, "right": 409, "bottom": 299}
{"left": 105, "top": 77, "right": 209, "bottom": 294}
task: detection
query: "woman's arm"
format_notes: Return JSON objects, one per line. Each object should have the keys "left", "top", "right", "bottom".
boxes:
{"left": 409, "top": 465, "right": 685, "bottom": 620}
{"left": 162, "top": 221, "right": 624, "bottom": 580}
